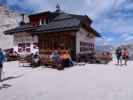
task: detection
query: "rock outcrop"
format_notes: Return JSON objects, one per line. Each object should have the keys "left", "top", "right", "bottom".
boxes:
{"left": 0, "top": 5, "right": 28, "bottom": 49}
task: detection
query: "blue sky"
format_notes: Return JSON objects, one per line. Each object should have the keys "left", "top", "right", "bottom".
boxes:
{"left": 0, "top": 0, "right": 133, "bottom": 46}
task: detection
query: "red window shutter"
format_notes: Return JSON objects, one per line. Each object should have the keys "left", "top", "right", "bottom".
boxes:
{"left": 18, "top": 48, "right": 22, "bottom": 53}
{"left": 26, "top": 48, "right": 31, "bottom": 52}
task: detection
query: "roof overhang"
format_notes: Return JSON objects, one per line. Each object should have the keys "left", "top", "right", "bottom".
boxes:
{"left": 35, "top": 26, "right": 80, "bottom": 34}
{"left": 81, "top": 23, "right": 101, "bottom": 37}
{"left": 4, "top": 25, "right": 37, "bottom": 35}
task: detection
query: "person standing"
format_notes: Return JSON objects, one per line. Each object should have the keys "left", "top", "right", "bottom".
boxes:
{"left": 122, "top": 48, "right": 129, "bottom": 66}
{"left": 115, "top": 47, "right": 122, "bottom": 65}
{"left": 0, "top": 48, "right": 5, "bottom": 81}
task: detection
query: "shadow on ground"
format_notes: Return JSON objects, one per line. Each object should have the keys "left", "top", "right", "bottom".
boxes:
{"left": 1, "top": 75, "right": 23, "bottom": 82}
{"left": 0, "top": 84, "right": 12, "bottom": 90}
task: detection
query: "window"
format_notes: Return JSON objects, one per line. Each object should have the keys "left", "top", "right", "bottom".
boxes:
{"left": 33, "top": 43, "right": 38, "bottom": 48}
{"left": 26, "top": 48, "right": 31, "bottom": 52}
{"left": 18, "top": 47, "right": 23, "bottom": 53}
{"left": 43, "top": 19, "right": 46, "bottom": 25}
{"left": 80, "top": 41, "right": 95, "bottom": 53}
{"left": 26, "top": 43, "right": 30, "bottom": 47}
{"left": 39, "top": 19, "right": 46, "bottom": 25}
{"left": 18, "top": 43, "right": 23, "bottom": 47}
{"left": 18, "top": 43, "right": 31, "bottom": 53}
{"left": 80, "top": 47, "right": 89, "bottom": 52}
{"left": 39, "top": 19, "right": 43, "bottom": 25}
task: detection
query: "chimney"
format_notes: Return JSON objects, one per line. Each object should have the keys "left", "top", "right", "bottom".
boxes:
{"left": 19, "top": 13, "right": 25, "bottom": 25}
{"left": 21, "top": 13, "right": 25, "bottom": 22}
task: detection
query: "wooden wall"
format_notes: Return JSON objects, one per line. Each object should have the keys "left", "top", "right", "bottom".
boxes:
{"left": 29, "top": 15, "right": 48, "bottom": 26}
{"left": 38, "top": 32, "right": 76, "bottom": 60}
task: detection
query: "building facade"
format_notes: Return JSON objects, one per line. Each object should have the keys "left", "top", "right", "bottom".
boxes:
{"left": 4, "top": 8, "right": 100, "bottom": 61}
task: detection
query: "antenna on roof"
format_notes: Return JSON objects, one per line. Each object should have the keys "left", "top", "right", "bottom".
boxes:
{"left": 56, "top": 3, "right": 61, "bottom": 12}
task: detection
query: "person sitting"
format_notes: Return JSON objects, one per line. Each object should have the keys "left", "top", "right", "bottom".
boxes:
{"left": 31, "top": 52, "right": 40, "bottom": 67}
{"left": 61, "top": 51, "right": 73, "bottom": 67}
{"left": 50, "top": 51, "right": 59, "bottom": 61}
{"left": 50, "top": 50, "right": 61, "bottom": 67}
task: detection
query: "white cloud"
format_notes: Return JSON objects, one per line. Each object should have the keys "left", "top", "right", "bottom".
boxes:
{"left": 121, "top": 33, "right": 130, "bottom": 38}
{"left": 125, "top": 36, "right": 133, "bottom": 41}
{"left": 93, "top": 17, "right": 133, "bottom": 35}
{"left": 96, "top": 36, "right": 114, "bottom": 46}
{"left": 24, "top": 0, "right": 54, "bottom": 12}
{"left": 6, "top": 0, "right": 18, "bottom": 6}
{"left": 84, "top": 0, "right": 117, "bottom": 19}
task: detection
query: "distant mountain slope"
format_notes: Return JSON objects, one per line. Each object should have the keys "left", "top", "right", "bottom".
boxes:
{"left": 96, "top": 44, "right": 114, "bottom": 53}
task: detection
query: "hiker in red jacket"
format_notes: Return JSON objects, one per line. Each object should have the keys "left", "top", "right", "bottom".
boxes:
{"left": 122, "top": 48, "right": 129, "bottom": 66}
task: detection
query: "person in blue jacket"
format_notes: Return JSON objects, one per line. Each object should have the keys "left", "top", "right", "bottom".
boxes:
{"left": 0, "top": 48, "right": 5, "bottom": 81}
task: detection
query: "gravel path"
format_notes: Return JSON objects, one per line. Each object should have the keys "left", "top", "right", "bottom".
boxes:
{"left": 0, "top": 61, "right": 133, "bottom": 100}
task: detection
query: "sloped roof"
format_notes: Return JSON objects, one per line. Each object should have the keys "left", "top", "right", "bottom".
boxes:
{"left": 36, "top": 17, "right": 81, "bottom": 33}
{"left": 35, "top": 12, "right": 100, "bottom": 37}
{"left": 4, "top": 24, "right": 36, "bottom": 34}
{"left": 4, "top": 11, "right": 101, "bottom": 37}
{"left": 53, "top": 13, "right": 74, "bottom": 21}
